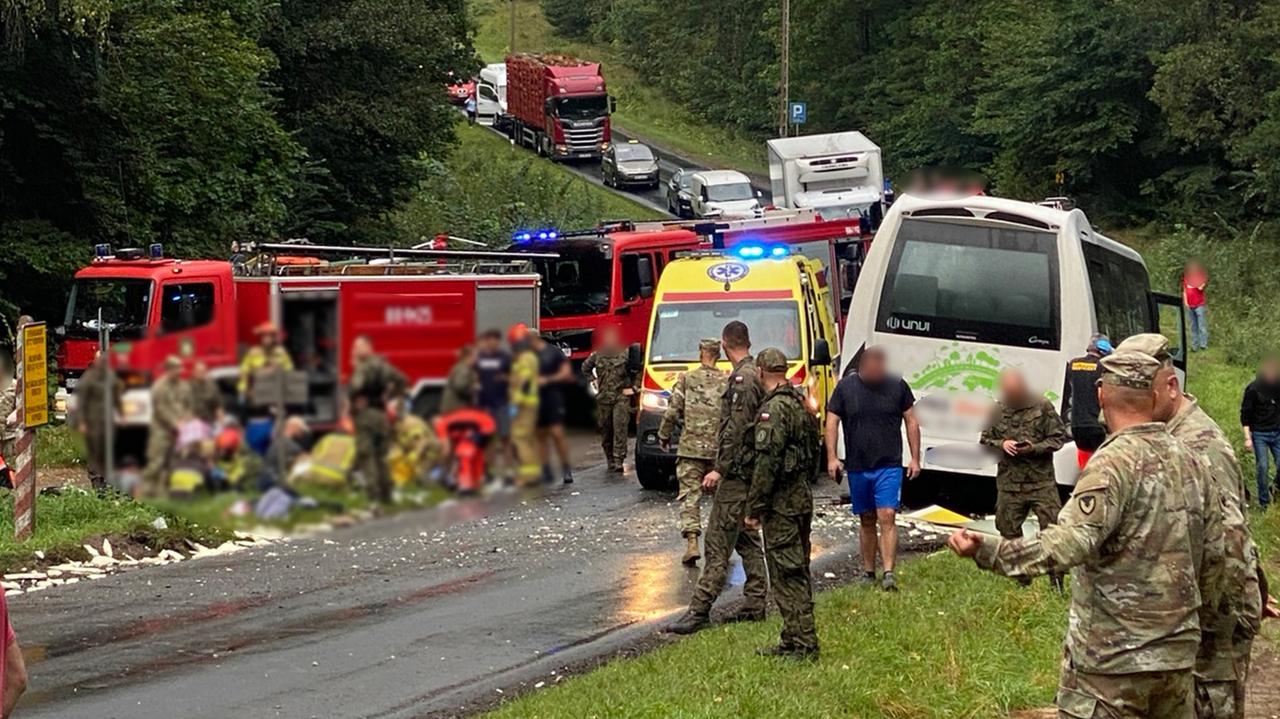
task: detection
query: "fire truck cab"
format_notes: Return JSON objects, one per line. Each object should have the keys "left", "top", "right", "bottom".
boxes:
{"left": 56, "top": 243, "right": 545, "bottom": 431}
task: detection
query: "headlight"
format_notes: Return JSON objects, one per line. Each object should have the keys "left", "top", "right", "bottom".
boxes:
{"left": 121, "top": 398, "right": 146, "bottom": 420}
{"left": 641, "top": 390, "right": 669, "bottom": 411}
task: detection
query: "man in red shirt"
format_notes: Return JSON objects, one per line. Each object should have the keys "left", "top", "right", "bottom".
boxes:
{"left": 0, "top": 591, "right": 27, "bottom": 717}
{"left": 1183, "top": 259, "right": 1209, "bottom": 351}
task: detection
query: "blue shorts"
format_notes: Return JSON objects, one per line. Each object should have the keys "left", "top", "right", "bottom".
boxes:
{"left": 848, "top": 466, "right": 903, "bottom": 515}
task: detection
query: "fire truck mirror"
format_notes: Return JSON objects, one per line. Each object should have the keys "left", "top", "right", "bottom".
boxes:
{"left": 627, "top": 343, "right": 643, "bottom": 375}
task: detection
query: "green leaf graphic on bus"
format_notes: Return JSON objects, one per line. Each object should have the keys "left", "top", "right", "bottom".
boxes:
{"left": 908, "top": 343, "right": 1059, "bottom": 402}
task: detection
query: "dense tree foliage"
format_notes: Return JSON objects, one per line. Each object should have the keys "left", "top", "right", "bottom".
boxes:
{"left": 549, "top": 0, "right": 1280, "bottom": 223}
{"left": 0, "top": 0, "right": 472, "bottom": 322}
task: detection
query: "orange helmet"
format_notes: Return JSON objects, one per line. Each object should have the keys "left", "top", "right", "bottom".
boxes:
{"left": 215, "top": 427, "right": 242, "bottom": 453}
{"left": 507, "top": 322, "right": 531, "bottom": 345}
{"left": 254, "top": 321, "right": 280, "bottom": 336}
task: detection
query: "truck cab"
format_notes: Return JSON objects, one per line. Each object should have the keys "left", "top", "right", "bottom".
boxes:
{"left": 633, "top": 247, "right": 839, "bottom": 490}
{"left": 477, "top": 63, "right": 508, "bottom": 128}
{"left": 690, "top": 170, "right": 762, "bottom": 219}
{"left": 505, "top": 54, "right": 615, "bottom": 160}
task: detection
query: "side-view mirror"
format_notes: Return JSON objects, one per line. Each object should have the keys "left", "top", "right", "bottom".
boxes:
{"left": 608, "top": 95, "right": 617, "bottom": 114}
{"left": 626, "top": 342, "right": 643, "bottom": 374}
{"left": 755, "top": 189, "right": 764, "bottom": 199}
{"left": 54, "top": 326, "right": 66, "bottom": 338}
{"left": 637, "top": 256, "right": 654, "bottom": 299}
{"left": 810, "top": 338, "right": 832, "bottom": 367}
{"left": 544, "top": 97, "right": 555, "bottom": 114}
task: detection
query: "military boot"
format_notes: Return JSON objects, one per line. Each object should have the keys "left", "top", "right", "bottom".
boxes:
{"left": 667, "top": 609, "right": 710, "bottom": 635}
{"left": 756, "top": 644, "right": 819, "bottom": 662}
{"left": 726, "top": 606, "right": 766, "bottom": 623}
{"left": 681, "top": 534, "right": 700, "bottom": 566}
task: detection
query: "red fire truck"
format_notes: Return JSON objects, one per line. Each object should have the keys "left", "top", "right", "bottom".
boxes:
{"left": 504, "top": 53, "right": 614, "bottom": 161}
{"left": 506, "top": 210, "right": 869, "bottom": 363}
{"left": 55, "top": 243, "right": 547, "bottom": 431}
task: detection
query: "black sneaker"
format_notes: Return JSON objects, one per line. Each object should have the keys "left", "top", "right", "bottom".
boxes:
{"left": 562, "top": 469, "right": 574, "bottom": 485}
{"left": 881, "top": 571, "right": 899, "bottom": 592}
{"left": 667, "top": 610, "right": 710, "bottom": 635}
{"left": 855, "top": 571, "right": 877, "bottom": 587}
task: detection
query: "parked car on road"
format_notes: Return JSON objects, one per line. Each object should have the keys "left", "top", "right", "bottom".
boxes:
{"left": 602, "top": 141, "right": 660, "bottom": 190}
{"left": 689, "top": 170, "right": 761, "bottom": 218}
{"left": 666, "top": 168, "right": 694, "bottom": 217}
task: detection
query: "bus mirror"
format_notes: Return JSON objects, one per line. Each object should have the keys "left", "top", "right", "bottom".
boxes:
{"left": 810, "top": 339, "right": 832, "bottom": 367}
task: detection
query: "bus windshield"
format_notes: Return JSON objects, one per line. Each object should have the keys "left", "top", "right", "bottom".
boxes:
{"left": 875, "top": 218, "right": 1059, "bottom": 349}
{"left": 534, "top": 251, "right": 613, "bottom": 316}
{"left": 64, "top": 278, "right": 153, "bottom": 340}
{"left": 649, "top": 300, "right": 802, "bottom": 362}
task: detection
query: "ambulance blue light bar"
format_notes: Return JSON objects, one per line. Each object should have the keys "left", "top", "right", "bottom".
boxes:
{"left": 733, "top": 243, "right": 789, "bottom": 260}
{"left": 512, "top": 228, "right": 559, "bottom": 243}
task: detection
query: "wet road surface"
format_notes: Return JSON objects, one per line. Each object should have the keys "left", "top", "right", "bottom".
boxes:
{"left": 13, "top": 448, "right": 864, "bottom": 718}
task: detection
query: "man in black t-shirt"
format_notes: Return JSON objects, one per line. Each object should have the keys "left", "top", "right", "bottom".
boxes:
{"left": 475, "top": 329, "right": 512, "bottom": 481}
{"left": 534, "top": 332, "right": 575, "bottom": 484}
{"left": 824, "top": 346, "right": 921, "bottom": 592}
{"left": 1061, "top": 334, "right": 1111, "bottom": 469}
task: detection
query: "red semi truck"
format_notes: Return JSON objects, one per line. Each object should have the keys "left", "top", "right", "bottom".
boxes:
{"left": 504, "top": 53, "right": 614, "bottom": 160}
{"left": 55, "top": 243, "right": 546, "bottom": 432}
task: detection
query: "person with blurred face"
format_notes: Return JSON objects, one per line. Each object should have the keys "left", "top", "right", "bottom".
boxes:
{"left": 474, "top": 329, "right": 512, "bottom": 481}
{"left": 1062, "top": 334, "right": 1112, "bottom": 469}
{"left": 1184, "top": 259, "right": 1209, "bottom": 351}
{"left": 348, "top": 336, "right": 406, "bottom": 503}
{"left": 582, "top": 325, "right": 636, "bottom": 478}
{"left": 824, "top": 346, "right": 921, "bottom": 592}
{"left": 1242, "top": 356, "right": 1280, "bottom": 508}
{"left": 238, "top": 322, "right": 294, "bottom": 404}
{"left": 142, "top": 356, "right": 192, "bottom": 498}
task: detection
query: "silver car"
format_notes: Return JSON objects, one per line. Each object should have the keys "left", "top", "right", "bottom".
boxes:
{"left": 602, "top": 142, "right": 660, "bottom": 190}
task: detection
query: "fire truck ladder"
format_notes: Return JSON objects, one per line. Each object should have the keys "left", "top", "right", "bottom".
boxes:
{"left": 247, "top": 242, "right": 557, "bottom": 277}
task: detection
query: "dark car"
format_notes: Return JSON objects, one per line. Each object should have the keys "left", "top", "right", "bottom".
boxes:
{"left": 602, "top": 142, "right": 660, "bottom": 190}
{"left": 666, "top": 167, "right": 694, "bottom": 217}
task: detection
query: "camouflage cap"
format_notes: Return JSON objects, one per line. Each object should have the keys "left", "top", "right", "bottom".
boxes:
{"left": 1114, "top": 333, "right": 1172, "bottom": 364}
{"left": 756, "top": 347, "right": 789, "bottom": 372}
{"left": 164, "top": 355, "right": 183, "bottom": 370}
{"left": 1099, "top": 350, "right": 1161, "bottom": 389}
{"left": 699, "top": 338, "right": 722, "bottom": 355}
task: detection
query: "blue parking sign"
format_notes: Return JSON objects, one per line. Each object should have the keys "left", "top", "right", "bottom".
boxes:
{"left": 788, "top": 101, "right": 807, "bottom": 124}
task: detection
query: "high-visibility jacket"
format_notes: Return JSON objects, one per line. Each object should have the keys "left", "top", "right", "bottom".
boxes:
{"left": 509, "top": 350, "right": 539, "bottom": 409}
{"left": 238, "top": 346, "right": 294, "bottom": 394}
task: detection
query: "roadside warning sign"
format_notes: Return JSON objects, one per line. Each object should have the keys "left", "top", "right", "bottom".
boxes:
{"left": 21, "top": 322, "right": 47, "bottom": 428}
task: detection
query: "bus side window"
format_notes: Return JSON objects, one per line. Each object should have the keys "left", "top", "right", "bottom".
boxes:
{"left": 1083, "top": 243, "right": 1153, "bottom": 341}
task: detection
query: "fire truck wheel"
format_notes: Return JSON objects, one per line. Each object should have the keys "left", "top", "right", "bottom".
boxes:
{"left": 635, "top": 456, "right": 675, "bottom": 491}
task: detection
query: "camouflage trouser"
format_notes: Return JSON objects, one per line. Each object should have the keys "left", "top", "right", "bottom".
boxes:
{"left": 763, "top": 511, "right": 817, "bottom": 652}
{"left": 1195, "top": 678, "right": 1241, "bottom": 719}
{"left": 355, "top": 408, "right": 392, "bottom": 503}
{"left": 995, "top": 482, "right": 1062, "bottom": 539}
{"left": 1057, "top": 652, "right": 1193, "bottom": 719}
{"left": 511, "top": 404, "right": 540, "bottom": 487}
{"left": 84, "top": 430, "right": 108, "bottom": 491}
{"left": 0, "top": 438, "right": 14, "bottom": 487}
{"left": 689, "top": 478, "right": 767, "bottom": 616}
{"left": 1233, "top": 644, "right": 1252, "bottom": 719}
{"left": 675, "top": 457, "right": 710, "bottom": 537}
{"left": 141, "top": 426, "right": 175, "bottom": 497}
{"left": 597, "top": 400, "right": 629, "bottom": 469}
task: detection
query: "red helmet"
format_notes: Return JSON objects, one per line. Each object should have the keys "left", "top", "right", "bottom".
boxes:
{"left": 215, "top": 427, "right": 242, "bottom": 453}
{"left": 507, "top": 322, "right": 531, "bottom": 345}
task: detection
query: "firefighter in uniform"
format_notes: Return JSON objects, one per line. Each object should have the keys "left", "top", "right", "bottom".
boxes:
{"left": 658, "top": 338, "right": 726, "bottom": 565}
{"left": 582, "top": 325, "right": 636, "bottom": 475}
{"left": 1062, "top": 334, "right": 1111, "bottom": 468}
{"left": 980, "top": 368, "right": 1069, "bottom": 588}
{"left": 142, "top": 356, "right": 192, "bottom": 497}
{"left": 348, "top": 335, "right": 407, "bottom": 503}
{"left": 669, "top": 321, "right": 768, "bottom": 634}
{"left": 745, "top": 347, "right": 819, "bottom": 659}
{"left": 238, "top": 321, "right": 294, "bottom": 403}
{"left": 75, "top": 351, "right": 123, "bottom": 490}
{"left": 508, "top": 324, "right": 542, "bottom": 488}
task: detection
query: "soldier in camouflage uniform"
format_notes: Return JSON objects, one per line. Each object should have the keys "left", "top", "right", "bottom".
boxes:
{"left": 1118, "top": 333, "right": 1259, "bottom": 719}
{"left": 669, "top": 321, "right": 768, "bottom": 635}
{"left": 980, "top": 369, "right": 1069, "bottom": 587}
{"left": 142, "top": 356, "right": 193, "bottom": 497}
{"left": 74, "top": 351, "right": 123, "bottom": 490}
{"left": 745, "top": 347, "right": 819, "bottom": 659}
{"left": 950, "top": 350, "right": 1203, "bottom": 719}
{"left": 582, "top": 325, "right": 637, "bottom": 475}
{"left": 349, "top": 336, "right": 407, "bottom": 503}
{"left": 189, "top": 360, "right": 223, "bottom": 425}
{"left": 658, "top": 338, "right": 726, "bottom": 565}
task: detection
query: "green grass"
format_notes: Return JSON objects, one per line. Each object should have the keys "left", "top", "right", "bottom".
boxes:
{"left": 35, "top": 423, "right": 85, "bottom": 469}
{"left": 470, "top": 0, "right": 768, "bottom": 176}
{"left": 487, "top": 554, "right": 1067, "bottom": 718}
{"left": 0, "top": 489, "right": 230, "bottom": 572}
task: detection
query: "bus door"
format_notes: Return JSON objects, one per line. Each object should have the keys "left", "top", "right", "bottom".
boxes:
{"left": 799, "top": 271, "right": 834, "bottom": 411}
{"left": 1151, "top": 291, "right": 1188, "bottom": 384}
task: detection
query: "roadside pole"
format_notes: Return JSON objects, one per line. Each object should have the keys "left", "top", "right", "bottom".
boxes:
{"left": 14, "top": 321, "right": 48, "bottom": 541}
{"left": 100, "top": 308, "right": 114, "bottom": 490}
{"left": 778, "top": 0, "right": 791, "bottom": 137}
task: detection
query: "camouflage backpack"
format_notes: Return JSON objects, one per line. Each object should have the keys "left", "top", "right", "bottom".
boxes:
{"left": 780, "top": 385, "right": 822, "bottom": 482}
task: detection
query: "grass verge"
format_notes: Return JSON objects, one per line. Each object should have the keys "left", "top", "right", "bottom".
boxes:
{"left": 470, "top": 0, "right": 767, "bottom": 176}
{"left": 0, "top": 489, "right": 230, "bottom": 573}
{"left": 34, "top": 424, "right": 84, "bottom": 469}
{"left": 485, "top": 553, "right": 1067, "bottom": 718}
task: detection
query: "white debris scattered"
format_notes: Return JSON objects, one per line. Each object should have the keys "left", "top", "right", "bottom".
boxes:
{"left": 102, "top": 539, "right": 114, "bottom": 558}
{"left": 823, "top": 572, "right": 836, "bottom": 579}
{"left": 151, "top": 517, "right": 168, "bottom": 530}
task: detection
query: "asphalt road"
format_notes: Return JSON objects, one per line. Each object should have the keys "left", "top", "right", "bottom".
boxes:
{"left": 13, "top": 440, "right": 872, "bottom": 719}
{"left": 478, "top": 120, "right": 772, "bottom": 218}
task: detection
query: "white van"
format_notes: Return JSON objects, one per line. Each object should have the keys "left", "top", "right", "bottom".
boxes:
{"left": 838, "top": 194, "right": 1186, "bottom": 489}
{"left": 477, "top": 63, "right": 507, "bottom": 127}
{"left": 689, "top": 170, "right": 761, "bottom": 219}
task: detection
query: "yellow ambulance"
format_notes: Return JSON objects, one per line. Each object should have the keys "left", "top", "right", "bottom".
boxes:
{"left": 634, "top": 246, "right": 840, "bottom": 489}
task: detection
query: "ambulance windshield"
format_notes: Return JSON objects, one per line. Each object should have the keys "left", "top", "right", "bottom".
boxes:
{"left": 648, "top": 300, "right": 802, "bottom": 362}
{"left": 64, "top": 277, "right": 153, "bottom": 340}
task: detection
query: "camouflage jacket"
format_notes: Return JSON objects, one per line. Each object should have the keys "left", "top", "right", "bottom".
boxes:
{"left": 189, "top": 377, "right": 222, "bottom": 424}
{"left": 583, "top": 349, "right": 636, "bottom": 405}
{"left": 713, "top": 355, "right": 764, "bottom": 485}
{"left": 73, "top": 360, "right": 123, "bottom": 434}
{"left": 349, "top": 354, "right": 407, "bottom": 410}
{"left": 657, "top": 364, "right": 726, "bottom": 460}
{"left": 747, "top": 384, "right": 814, "bottom": 517}
{"left": 974, "top": 423, "right": 1201, "bottom": 674}
{"left": 0, "top": 380, "right": 16, "bottom": 442}
{"left": 151, "top": 375, "right": 192, "bottom": 432}
{"left": 1168, "top": 394, "right": 1260, "bottom": 680}
{"left": 439, "top": 358, "right": 476, "bottom": 415}
{"left": 979, "top": 397, "right": 1069, "bottom": 490}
